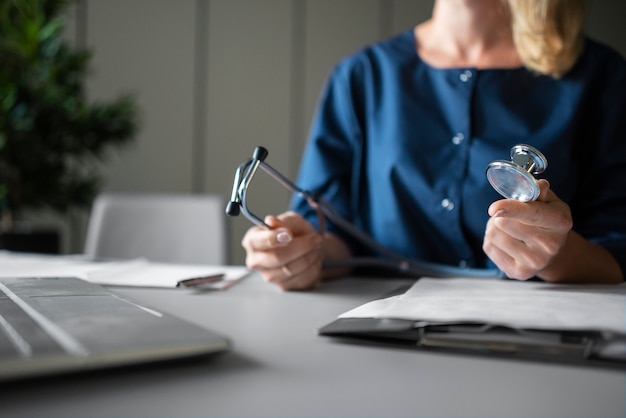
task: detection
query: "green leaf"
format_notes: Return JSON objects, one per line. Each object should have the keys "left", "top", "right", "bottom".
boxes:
{"left": 0, "top": 0, "right": 139, "bottom": 217}
{"left": 38, "top": 17, "right": 64, "bottom": 43}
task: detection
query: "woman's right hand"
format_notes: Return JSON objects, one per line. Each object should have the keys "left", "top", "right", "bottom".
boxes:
{"left": 241, "top": 211, "right": 324, "bottom": 290}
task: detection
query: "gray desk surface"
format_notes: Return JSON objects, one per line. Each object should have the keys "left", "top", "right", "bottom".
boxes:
{"left": 2, "top": 273, "right": 625, "bottom": 418}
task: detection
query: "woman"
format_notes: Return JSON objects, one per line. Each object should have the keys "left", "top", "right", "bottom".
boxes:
{"left": 242, "top": 0, "right": 626, "bottom": 290}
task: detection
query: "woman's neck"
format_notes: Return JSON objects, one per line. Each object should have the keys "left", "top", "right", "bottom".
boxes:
{"left": 415, "top": 0, "right": 522, "bottom": 69}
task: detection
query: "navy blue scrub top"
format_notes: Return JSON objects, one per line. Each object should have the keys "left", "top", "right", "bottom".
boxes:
{"left": 290, "top": 29, "right": 626, "bottom": 276}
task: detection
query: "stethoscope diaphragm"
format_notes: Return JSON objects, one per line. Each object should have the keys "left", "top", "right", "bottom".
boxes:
{"left": 486, "top": 144, "right": 547, "bottom": 202}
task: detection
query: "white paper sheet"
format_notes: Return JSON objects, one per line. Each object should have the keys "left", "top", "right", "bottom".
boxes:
{"left": 339, "top": 277, "right": 626, "bottom": 335}
{"left": 0, "top": 251, "right": 251, "bottom": 289}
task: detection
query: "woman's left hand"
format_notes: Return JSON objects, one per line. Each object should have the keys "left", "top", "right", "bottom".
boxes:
{"left": 483, "top": 180, "right": 573, "bottom": 280}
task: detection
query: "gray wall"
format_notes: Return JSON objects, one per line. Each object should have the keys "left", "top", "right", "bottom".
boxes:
{"left": 46, "top": 0, "right": 625, "bottom": 264}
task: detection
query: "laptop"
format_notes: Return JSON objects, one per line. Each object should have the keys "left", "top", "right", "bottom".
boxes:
{"left": 0, "top": 276, "right": 230, "bottom": 381}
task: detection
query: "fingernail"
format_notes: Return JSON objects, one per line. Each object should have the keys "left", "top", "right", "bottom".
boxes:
{"left": 494, "top": 209, "right": 507, "bottom": 217}
{"left": 276, "top": 230, "right": 292, "bottom": 244}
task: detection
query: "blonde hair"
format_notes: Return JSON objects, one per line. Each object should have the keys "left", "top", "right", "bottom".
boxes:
{"left": 507, "top": 0, "right": 586, "bottom": 78}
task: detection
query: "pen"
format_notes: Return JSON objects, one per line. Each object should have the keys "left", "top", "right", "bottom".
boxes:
{"left": 176, "top": 274, "right": 225, "bottom": 288}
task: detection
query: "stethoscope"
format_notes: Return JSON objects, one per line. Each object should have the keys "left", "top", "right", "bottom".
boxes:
{"left": 486, "top": 144, "right": 548, "bottom": 202}
{"left": 227, "top": 145, "right": 546, "bottom": 279}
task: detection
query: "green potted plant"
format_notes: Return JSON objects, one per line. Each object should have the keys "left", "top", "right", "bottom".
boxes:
{"left": 0, "top": 0, "right": 138, "bottom": 253}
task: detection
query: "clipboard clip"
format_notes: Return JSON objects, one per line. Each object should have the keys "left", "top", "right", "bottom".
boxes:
{"left": 416, "top": 324, "right": 597, "bottom": 360}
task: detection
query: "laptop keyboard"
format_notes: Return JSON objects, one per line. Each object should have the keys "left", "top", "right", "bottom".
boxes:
{"left": 0, "top": 296, "right": 65, "bottom": 358}
{"left": 0, "top": 276, "right": 230, "bottom": 381}
{"left": 0, "top": 284, "right": 73, "bottom": 359}
{"left": 0, "top": 277, "right": 177, "bottom": 360}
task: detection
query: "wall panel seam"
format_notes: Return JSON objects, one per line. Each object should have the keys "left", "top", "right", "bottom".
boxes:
{"left": 192, "top": 0, "right": 209, "bottom": 193}
{"left": 288, "top": 0, "right": 306, "bottom": 180}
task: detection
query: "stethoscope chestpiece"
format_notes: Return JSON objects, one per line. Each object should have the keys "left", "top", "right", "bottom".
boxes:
{"left": 486, "top": 144, "right": 547, "bottom": 202}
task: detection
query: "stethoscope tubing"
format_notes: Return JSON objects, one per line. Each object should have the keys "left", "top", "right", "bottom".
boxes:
{"left": 315, "top": 194, "right": 503, "bottom": 279}
{"left": 230, "top": 149, "right": 504, "bottom": 280}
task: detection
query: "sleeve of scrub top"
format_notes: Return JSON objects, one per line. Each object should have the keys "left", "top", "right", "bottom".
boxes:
{"left": 289, "top": 63, "right": 366, "bottom": 253}
{"left": 573, "top": 48, "right": 626, "bottom": 279}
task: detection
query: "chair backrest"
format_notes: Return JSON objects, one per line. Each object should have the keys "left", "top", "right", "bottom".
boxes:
{"left": 84, "top": 193, "right": 228, "bottom": 265}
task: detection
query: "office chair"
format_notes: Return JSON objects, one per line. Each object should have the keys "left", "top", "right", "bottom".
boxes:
{"left": 84, "top": 193, "right": 228, "bottom": 265}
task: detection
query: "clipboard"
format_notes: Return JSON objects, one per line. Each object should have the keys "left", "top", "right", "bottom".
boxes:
{"left": 318, "top": 278, "right": 626, "bottom": 366}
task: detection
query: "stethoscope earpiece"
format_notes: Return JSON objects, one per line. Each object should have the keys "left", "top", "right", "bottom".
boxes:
{"left": 486, "top": 144, "right": 547, "bottom": 202}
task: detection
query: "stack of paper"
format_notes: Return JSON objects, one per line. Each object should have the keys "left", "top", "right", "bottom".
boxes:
{"left": 0, "top": 251, "right": 251, "bottom": 290}
{"left": 339, "top": 277, "right": 626, "bottom": 335}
